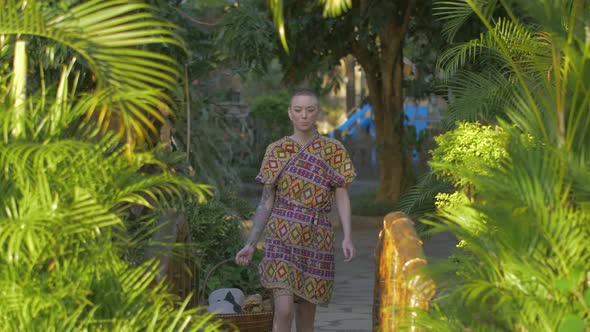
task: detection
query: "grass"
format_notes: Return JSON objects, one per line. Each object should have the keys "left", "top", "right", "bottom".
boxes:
{"left": 350, "top": 190, "right": 399, "bottom": 217}
{"left": 349, "top": 189, "right": 433, "bottom": 238}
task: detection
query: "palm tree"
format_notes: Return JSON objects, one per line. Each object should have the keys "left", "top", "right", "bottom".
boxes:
{"left": 411, "top": 0, "right": 590, "bottom": 330}
{"left": 0, "top": 1, "right": 219, "bottom": 330}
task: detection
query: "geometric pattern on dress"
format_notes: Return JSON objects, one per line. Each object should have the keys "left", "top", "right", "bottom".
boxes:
{"left": 259, "top": 251, "right": 335, "bottom": 304}
{"left": 255, "top": 137, "right": 298, "bottom": 185}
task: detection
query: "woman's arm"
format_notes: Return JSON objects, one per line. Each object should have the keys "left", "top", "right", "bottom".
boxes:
{"left": 335, "top": 187, "right": 355, "bottom": 262}
{"left": 246, "top": 184, "right": 276, "bottom": 247}
{"left": 236, "top": 184, "right": 275, "bottom": 265}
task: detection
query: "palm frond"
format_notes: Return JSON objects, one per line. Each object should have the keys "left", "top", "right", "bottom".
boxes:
{"left": 419, "top": 0, "right": 590, "bottom": 329}
{"left": 394, "top": 172, "right": 454, "bottom": 217}
{"left": 0, "top": 0, "right": 183, "bottom": 145}
{"left": 437, "top": 17, "right": 551, "bottom": 77}
{"left": 434, "top": 0, "right": 499, "bottom": 42}
{"left": 424, "top": 132, "right": 590, "bottom": 329}
{"left": 269, "top": 0, "right": 289, "bottom": 52}
{"left": 442, "top": 69, "right": 516, "bottom": 125}
{"left": 0, "top": 139, "right": 214, "bottom": 329}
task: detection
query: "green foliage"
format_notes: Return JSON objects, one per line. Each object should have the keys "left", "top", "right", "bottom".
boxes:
{"left": 128, "top": 0, "right": 255, "bottom": 193}
{"left": 0, "top": 1, "right": 220, "bottom": 330}
{"left": 219, "top": 0, "right": 353, "bottom": 86}
{"left": 395, "top": 122, "right": 507, "bottom": 228}
{"left": 187, "top": 201, "right": 244, "bottom": 263}
{"left": 349, "top": 190, "right": 399, "bottom": 217}
{"left": 421, "top": 138, "right": 590, "bottom": 331}
{"left": 394, "top": 172, "right": 454, "bottom": 218}
{"left": 0, "top": 0, "right": 184, "bottom": 148}
{"left": 174, "top": 90, "right": 251, "bottom": 192}
{"left": 434, "top": 3, "right": 553, "bottom": 125}
{"left": 0, "top": 131, "right": 215, "bottom": 330}
{"left": 434, "top": 191, "right": 468, "bottom": 210}
{"left": 438, "top": 70, "right": 514, "bottom": 127}
{"left": 434, "top": 0, "right": 498, "bottom": 42}
{"left": 219, "top": 1, "right": 279, "bottom": 75}
{"left": 185, "top": 199, "right": 264, "bottom": 297}
{"left": 250, "top": 91, "right": 290, "bottom": 123}
{"left": 248, "top": 91, "right": 293, "bottom": 167}
{"left": 414, "top": 1, "right": 590, "bottom": 330}
{"left": 430, "top": 121, "right": 509, "bottom": 187}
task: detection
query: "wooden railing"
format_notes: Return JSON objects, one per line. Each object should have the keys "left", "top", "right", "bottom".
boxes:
{"left": 373, "top": 212, "right": 435, "bottom": 331}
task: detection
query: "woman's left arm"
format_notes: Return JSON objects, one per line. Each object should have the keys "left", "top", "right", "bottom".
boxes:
{"left": 335, "top": 187, "right": 355, "bottom": 262}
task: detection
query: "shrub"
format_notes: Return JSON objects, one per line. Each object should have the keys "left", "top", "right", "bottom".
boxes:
{"left": 248, "top": 91, "right": 293, "bottom": 167}
{"left": 430, "top": 121, "right": 509, "bottom": 188}
{"left": 186, "top": 199, "right": 265, "bottom": 298}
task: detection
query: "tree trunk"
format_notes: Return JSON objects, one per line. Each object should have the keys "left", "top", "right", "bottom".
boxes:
{"left": 348, "top": 0, "right": 413, "bottom": 203}
{"left": 373, "top": 54, "right": 407, "bottom": 203}
{"left": 354, "top": 28, "right": 408, "bottom": 203}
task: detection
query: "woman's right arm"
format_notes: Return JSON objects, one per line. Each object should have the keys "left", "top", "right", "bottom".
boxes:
{"left": 235, "top": 184, "right": 275, "bottom": 265}
{"left": 246, "top": 184, "right": 276, "bottom": 247}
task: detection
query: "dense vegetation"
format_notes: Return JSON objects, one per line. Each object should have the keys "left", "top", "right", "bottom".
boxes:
{"left": 411, "top": 0, "right": 590, "bottom": 330}
{"left": 0, "top": 1, "right": 220, "bottom": 330}
{"left": 2, "top": 0, "right": 588, "bottom": 330}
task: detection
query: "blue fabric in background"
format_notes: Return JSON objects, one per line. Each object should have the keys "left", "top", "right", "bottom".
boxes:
{"left": 329, "top": 103, "right": 430, "bottom": 166}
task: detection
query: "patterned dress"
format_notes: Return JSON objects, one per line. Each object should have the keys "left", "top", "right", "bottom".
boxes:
{"left": 255, "top": 134, "right": 356, "bottom": 304}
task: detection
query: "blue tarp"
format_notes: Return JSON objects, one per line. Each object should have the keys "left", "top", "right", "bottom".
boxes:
{"left": 329, "top": 104, "right": 376, "bottom": 167}
{"left": 328, "top": 103, "right": 431, "bottom": 165}
{"left": 404, "top": 104, "right": 429, "bottom": 136}
{"left": 329, "top": 103, "right": 429, "bottom": 139}
{"left": 328, "top": 104, "right": 375, "bottom": 140}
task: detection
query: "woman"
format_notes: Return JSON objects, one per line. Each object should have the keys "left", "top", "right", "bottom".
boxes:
{"left": 235, "top": 89, "right": 356, "bottom": 332}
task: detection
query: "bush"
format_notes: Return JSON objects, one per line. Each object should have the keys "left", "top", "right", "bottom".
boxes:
{"left": 186, "top": 199, "right": 264, "bottom": 298}
{"left": 350, "top": 190, "right": 399, "bottom": 217}
{"left": 430, "top": 121, "right": 509, "bottom": 188}
{"left": 249, "top": 91, "right": 293, "bottom": 167}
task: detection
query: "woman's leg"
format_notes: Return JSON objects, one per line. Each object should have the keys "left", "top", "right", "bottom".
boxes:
{"left": 295, "top": 296, "right": 316, "bottom": 332}
{"left": 273, "top": 293, "right": 295, "bottom": 332}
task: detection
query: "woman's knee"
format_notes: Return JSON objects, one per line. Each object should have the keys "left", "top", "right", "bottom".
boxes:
{"left": 296, "top": 299, "right": 316, "bottom": 319}
{"left": 274, "top": 295, "right": 295, "bottom": 319}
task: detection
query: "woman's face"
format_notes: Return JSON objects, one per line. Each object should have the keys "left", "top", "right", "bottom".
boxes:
{"left": 288, "top": 95, "right": 320, "bottom": 133}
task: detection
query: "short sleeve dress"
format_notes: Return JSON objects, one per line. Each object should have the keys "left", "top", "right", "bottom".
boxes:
{"left": 255, "top": 134, "right": 356, "bottom": 304}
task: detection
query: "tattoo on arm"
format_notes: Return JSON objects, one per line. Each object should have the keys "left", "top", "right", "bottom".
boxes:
{"left": 246, "top": 185, "right": 275, "bottom": 247}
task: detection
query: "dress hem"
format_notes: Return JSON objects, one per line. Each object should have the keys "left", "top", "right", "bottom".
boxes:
{"left": 261, "top": 281, "right": 332, "bottom": 305}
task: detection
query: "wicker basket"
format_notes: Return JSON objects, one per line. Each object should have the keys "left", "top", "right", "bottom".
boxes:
{"left": 201, "top": 258, "right": 273, "bottom": 332}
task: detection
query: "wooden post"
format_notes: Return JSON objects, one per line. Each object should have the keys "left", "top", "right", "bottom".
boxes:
{"left": 373, "top": 211, "right": 435, "bottom": 331}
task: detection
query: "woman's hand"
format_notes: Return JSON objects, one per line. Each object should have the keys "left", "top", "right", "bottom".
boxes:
{"left": 342, "top": 238, "right": 356, "bottom": 262}
{"left": 235, "top": 244, "right": 255, "bottom": 266}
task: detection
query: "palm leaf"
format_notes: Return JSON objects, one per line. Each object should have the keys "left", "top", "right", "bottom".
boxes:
{"left": 434, "top": 0, "right": 499, "bottom": 42}
{"left": 419, "top": 0, "right": 590, "bottom": 329}
{"left": 442, "top": 69, "right": 516, "bottom": 126}
{"left": 424, "top": 132, "right": 590, "bottom": 330}
{"left": 0, "top": 0, "right": 183, "bottom": 145}
{"left": 394, "top": 172, "right": 454, "bottom": 217}
{"left": 437, "top": 17, "right": 551, "bottom": 77}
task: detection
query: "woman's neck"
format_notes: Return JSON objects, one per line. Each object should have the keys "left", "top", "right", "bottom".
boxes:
{"left": 290, "top": 130, "right": 317, "bottom": 146}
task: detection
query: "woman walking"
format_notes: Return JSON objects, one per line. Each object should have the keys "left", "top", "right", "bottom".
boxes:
{"left": 235, "top": 88, "right": 356, "bottom": 332}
